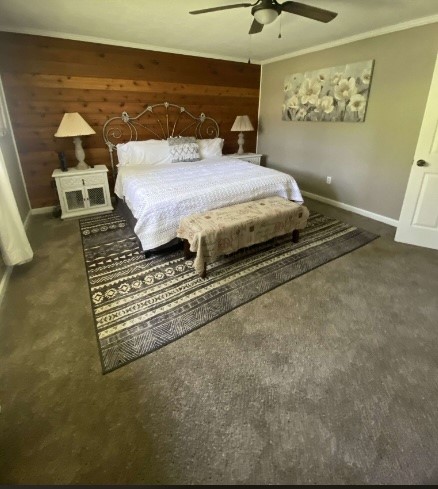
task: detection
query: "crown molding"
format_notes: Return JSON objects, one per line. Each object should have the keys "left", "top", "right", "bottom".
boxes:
{"left": 0, "top": 26, "right": 254, "bottom": 64}
{"left": 1, "top": 14, "right": 436, "bottom": 67}
{"left": 261, "top": 14, "right": 438, "bottom": 65}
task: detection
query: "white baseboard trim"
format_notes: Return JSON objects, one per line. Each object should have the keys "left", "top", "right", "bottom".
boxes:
{"left": 301, "top": 190, "right": 399, "bottom": 228}
{"left": 31, "top": 206, "right": 55, "bottom": 215}
{"left": 0, "top": 265, "right": 13, "bottom": 308}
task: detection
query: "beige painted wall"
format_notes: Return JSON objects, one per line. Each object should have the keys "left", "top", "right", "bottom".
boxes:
{"left": 258, "top": 23, "right": 438, "bottom": 220}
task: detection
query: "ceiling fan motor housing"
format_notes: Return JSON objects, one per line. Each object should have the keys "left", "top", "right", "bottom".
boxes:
{"left": 189, "top": 0, "right": 338, "bottom": 32}
{"left": 252, "top": 0, "right": 282, "bottom": 24}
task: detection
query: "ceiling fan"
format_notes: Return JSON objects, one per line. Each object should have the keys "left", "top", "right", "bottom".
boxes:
{"left": 189, "top": 0, "right": 338, "bottom": 34}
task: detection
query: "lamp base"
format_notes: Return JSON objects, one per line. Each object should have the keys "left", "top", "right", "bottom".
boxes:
{"left": 237, "top": 131, "right": 245, "bottom": 155}
{"left": 73, "top": 136, "right": 90, "bottom": 170}
{"left": 75, "top": 161, "right": 90, "bottom": 170}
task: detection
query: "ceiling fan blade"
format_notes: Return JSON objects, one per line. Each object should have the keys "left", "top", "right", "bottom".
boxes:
{"left": 190, "top": 3, "right": 252, "bottom": 15}
{"left": 281, "top": 1, "right": 337, "bottom": 23}
{"left": 249, "top": 18, "right": 264, "bottom": 34}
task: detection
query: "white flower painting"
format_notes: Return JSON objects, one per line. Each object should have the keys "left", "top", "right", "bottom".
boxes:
{"left": 282, "top": 60, "right": 374, "bottom": 122}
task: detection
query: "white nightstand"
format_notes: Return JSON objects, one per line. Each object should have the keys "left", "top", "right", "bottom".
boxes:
{"left": 52, "top": 165, "right": 113, "bottom": 219}
{"left": 228, "top": 153, "right": 263, "bottom": 165}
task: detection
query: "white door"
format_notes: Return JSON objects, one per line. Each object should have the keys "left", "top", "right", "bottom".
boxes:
{"left": 395, "top": 54, "right": 438, "bottom": 250}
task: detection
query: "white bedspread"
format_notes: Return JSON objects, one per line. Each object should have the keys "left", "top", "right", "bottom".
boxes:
{"left": 114, "top": 156, "right": 303, "bottom": 250}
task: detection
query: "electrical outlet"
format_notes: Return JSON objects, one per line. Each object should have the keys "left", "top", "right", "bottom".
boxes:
{"left": 326, "top": 176, "right": 332, "bottom": 184}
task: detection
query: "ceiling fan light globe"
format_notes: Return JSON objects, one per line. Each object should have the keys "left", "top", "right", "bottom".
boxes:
{"left": 253, "top": 8, "right": 279, "bottom": 25}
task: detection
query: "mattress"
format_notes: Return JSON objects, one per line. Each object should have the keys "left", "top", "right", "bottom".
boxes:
{"left": 114, "top": 156, "right": 303, "bottom": 250}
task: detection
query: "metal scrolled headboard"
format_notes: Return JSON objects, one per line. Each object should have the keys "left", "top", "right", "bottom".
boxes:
{"left": 103, "top": 101, "right": 220, "bottom": 180}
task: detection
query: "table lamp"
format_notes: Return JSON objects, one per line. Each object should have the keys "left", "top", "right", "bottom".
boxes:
{"left": 231, "top": 115, "right": 254, "bottom": 155}
{"left": 54, "top": 112, "right": 96, "bottom": 170}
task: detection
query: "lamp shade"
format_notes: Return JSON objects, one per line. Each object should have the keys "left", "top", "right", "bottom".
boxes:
{"left": 54, "top": 112, "right": 96, "bottom": 138}
{"left": 231, "top": 115, "right": 254, "bottom": 132}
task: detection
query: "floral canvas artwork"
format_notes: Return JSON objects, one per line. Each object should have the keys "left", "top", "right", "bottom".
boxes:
{"left": 282, "top": 60, "right": 374, "bottom": 122}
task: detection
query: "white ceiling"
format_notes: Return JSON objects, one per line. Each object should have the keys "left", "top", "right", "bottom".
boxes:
{"left": 0, "top": 0, "right": 437, "bottom": 63}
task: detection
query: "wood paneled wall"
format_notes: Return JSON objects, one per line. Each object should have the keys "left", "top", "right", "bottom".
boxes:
{"left": 0, "top": 33, "right": 260, "bottom": 208}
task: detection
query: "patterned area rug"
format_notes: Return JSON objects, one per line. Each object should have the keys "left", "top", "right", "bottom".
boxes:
{"left": 80, "top": 210, "right": 378, "bottom": 373}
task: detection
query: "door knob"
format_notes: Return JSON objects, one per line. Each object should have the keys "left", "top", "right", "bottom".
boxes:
{"left": 416, "top": 159, "right": 427, "bottom": 167}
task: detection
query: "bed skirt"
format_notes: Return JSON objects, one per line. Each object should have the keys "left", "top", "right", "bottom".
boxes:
{"left": 115, "top": 197, "right": 181, "bottom": 254}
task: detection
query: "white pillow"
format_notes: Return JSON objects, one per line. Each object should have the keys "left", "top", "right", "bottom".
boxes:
{"left": 196, "top": 138, "right": 224, "bottom": 159}
{"left": 116, "top": 140, "right": 172, "bottom": 166}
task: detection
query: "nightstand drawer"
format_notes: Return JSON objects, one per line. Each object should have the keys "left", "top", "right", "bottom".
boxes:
{"left": 243, "top": 155, "right": 262, "bottom": 165}
{"left": 60, "top": 176, "right": 83, "bottom": 189}
{"left": 83, "top": 173, "right": 107, "bottom": 186}
{"left": 60, "top": 172, "right": 106, "bottom": 189}
{"left": 228, "top": 153, "right": 263, "bottom": 165}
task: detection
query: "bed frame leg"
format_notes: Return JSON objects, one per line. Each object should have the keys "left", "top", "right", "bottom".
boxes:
{"left": 292, "top": 229, "right": 300, "bottom": 243}
{"left": 201, "top": 263, "right": 207, "bottom": 279}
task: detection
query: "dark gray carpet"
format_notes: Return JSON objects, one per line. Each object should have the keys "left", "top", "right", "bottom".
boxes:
{"left": 80, "top": 211, "right": 377, "bottom": 373}
{"left": 1, "top": 199, "right": 437, "bottom": 484}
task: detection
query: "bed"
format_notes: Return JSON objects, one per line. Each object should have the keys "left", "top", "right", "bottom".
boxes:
{"left": 104, "top": 102, "right": 304, "bottom": 252}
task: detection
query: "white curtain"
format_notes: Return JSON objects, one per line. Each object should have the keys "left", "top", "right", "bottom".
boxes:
{"left": 0, "top": 90, "right": 6, "bottom": 137}
{"left": 0, "top": 144, "right": 33, "bottom": 266}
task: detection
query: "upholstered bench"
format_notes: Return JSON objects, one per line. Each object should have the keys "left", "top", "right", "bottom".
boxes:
{"left": 177, "top": 196, "right": 309, "bottom": 278}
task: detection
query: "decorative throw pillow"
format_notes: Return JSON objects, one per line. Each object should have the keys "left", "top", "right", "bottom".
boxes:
{"left": 167, "top": 136, "right": 200, "bottom": 163}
